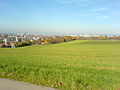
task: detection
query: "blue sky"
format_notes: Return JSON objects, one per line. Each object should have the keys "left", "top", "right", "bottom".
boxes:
{"left": 0, "top": 0, "right": 120, "bottom": 34}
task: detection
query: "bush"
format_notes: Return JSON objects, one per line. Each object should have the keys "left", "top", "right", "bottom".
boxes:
{"left": 15, "top": 41, "right": 32, "bottom": 47}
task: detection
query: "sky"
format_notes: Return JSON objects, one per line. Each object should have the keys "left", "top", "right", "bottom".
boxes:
{"left": 0, "top": 0, "right": 120, "bottom": 34}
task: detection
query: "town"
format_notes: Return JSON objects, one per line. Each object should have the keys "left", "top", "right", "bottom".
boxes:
{"left": 0, "top": 33, "right": 120, "bottom": 48}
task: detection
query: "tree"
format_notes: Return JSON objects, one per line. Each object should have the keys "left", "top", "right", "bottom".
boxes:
{"left": 98, "top": 35, "right": 108, "bottom": 40}
{"left": 44, "top": 40, "right": 50, "bottom": 44}
{"left": 33, "top": 40, "right": 41, "bottom": 45}
{"left": 15, "top": 41, "right": 32, "bottom": 47}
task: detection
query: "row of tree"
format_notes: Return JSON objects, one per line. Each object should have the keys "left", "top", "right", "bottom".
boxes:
{"left": 0, "top": 36, "right": 77, "bottom": 48}
{"left": 1, "top": 35, "right": 120, "bottom": 48}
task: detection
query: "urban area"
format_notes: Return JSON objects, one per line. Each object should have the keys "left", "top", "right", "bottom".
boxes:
{"left": 0, "top": 33, "right": 120, "bottom": 48}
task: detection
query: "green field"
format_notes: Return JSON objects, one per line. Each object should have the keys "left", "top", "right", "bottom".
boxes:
{"left": 0, "top": 40, "right": 120, "bottom": 90}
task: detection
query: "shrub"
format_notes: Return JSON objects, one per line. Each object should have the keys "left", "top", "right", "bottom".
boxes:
{"left": 15, "top": 41, "right": 32, "bottom": 47}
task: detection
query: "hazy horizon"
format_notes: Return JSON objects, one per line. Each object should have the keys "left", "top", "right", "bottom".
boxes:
{"left": 0, "top": 0, "right": 120, "bottom": 34}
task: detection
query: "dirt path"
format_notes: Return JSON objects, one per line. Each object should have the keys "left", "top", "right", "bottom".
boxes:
{"left": 0, "top": 78, "right": 56, "bottom": 90}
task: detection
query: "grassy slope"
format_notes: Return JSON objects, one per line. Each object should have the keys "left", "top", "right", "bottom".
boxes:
{"left": 0, "top": 40, "right": 120, "bottom": 90}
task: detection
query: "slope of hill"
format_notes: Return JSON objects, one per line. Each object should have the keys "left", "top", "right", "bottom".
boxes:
{"left": 0, "top": 40, "right": 120, "bottom": 90}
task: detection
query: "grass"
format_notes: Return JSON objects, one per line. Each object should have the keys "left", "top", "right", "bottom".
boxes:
{"left": 0, "top": 40, "right": 120, "bottom": 90}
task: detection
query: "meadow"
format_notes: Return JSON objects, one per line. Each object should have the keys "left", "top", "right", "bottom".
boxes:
{"left": 0, "top": 40, "right": 120, "bottom": 90}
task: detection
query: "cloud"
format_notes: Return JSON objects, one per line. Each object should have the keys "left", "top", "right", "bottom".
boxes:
{"left": 76, "top": 12, "right": 111, "bottom": 20}
{"left": 89, "top": 12, "right": 100, "bottom": 15}
{"left": 79, "top": 4, "right": 88, "bottom": 7}
{"left": 89, "top": 8, "right": 108, "bottom": 12}
{"left": 55, "top": 0, "right": 86, "bottom": 4}
{"left": 97, "top": 15, "right": 111, "bottom": 19}
{"left": 77, "top": 14, "right": 87, "bottom": 17}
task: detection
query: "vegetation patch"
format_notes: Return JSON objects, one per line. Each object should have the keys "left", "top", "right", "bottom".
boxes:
{"left": 0, "top": 40, "right": 120, "bottom": 90}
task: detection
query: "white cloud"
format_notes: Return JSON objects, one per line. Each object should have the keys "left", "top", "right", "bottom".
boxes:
{"left": 100, "top": 16, "right": 110, "bottom": 19}
{"left": 95, "top": 15, "right": 111, "bottom": 19}
{"left": 77, "top": 14, "right": 87, "bottom": 17}
{"left": 89, "top": 12, "right": 100, "bottom": 15}
{"left": 55, "top": 0, "right": 86, "bottom": 4}
{"left": 77, "top": 4, "right": 88, "bottom": 7}
{"left": 89, "top": 8, "right": 108, "bottom": 12}
{"left": 76, "top": 12, "right": 111, "bottom": 19}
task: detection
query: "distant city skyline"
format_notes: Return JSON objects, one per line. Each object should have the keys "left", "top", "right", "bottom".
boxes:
{"left": 0, "top": 0, "right": 120, "bottom": 34}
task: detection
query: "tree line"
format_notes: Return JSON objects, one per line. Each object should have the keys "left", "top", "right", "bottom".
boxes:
{"left": 1, "top": 35, "right": 120, "bottom": 48}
